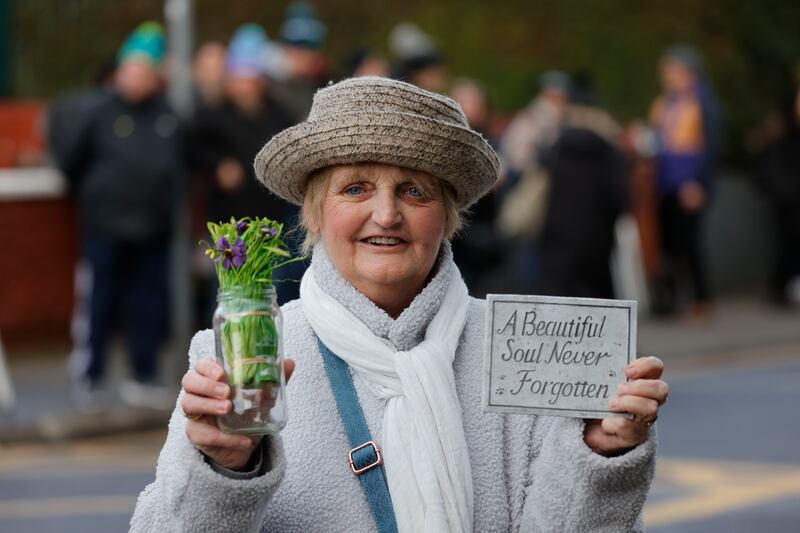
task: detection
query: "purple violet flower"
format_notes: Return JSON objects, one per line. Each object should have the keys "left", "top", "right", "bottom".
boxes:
{"left": 236, "top": 220, "right": 249, "bottom": 234}
{"left": 215, "top": 236, "right": 247, "bottom": 270}
{"left": 261, "top": 226, "right": 278, "bottom": 238}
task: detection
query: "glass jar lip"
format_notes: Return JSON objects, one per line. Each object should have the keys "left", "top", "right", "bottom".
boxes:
{"left": 217, "top": 284, "right": 276, "bottom": 298}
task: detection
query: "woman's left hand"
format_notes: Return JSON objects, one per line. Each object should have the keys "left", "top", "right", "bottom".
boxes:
{"left": 583, "top": 356, "right": 668, "bottom": 456}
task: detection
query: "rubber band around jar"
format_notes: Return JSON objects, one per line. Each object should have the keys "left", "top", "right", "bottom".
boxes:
{"left": 231, "top": 357, "right": 274, "bottom": 368}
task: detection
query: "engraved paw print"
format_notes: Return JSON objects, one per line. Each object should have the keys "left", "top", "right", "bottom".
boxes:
{"left": 495, "top": 387, "right": 505, "bottom": 396}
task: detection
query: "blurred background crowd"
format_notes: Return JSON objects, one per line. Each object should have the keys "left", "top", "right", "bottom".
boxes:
{"left": 2, "top": 2, "right": 800, "bottom": 532}
{"left": 0, "top": 0, "right": 799, "bottom": 403}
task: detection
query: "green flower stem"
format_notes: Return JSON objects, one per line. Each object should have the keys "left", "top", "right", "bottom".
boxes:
{"left": 221, "top": 303, "right": 279, "bottom": 387}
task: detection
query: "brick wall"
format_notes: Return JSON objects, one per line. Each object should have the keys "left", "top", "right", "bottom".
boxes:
{"left": 0, "top": 198, "right": 78, "bottom": 349}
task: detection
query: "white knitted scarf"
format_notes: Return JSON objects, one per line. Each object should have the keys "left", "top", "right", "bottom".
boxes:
{"left": 300, "top": 257, "right": 474, "bottom": 533}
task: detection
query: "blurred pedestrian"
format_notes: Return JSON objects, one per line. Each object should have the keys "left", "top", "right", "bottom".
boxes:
{"left": 186, "top": 24, "right": 296, "bottom": 304}
{"left": 495, "top": 71, "right": 569, "bottom": 293}
{"left": 649, "top": 45, "right": 722, "bottom": 318}
{"left": 499, "top": 70, "right": 569, "bottom": 182}
{"left": 46, "top": 56, "right": 118, "bottom": 406}
{"left": 389, "top": 22, "right": 449, "bottom": 93}
{"left": 755, "top": 83, "right": 800, "bottom": 307}
{"left": 192, "top": 41, "right": 227, "bottom": 109}
{"left": 269, "top": 1, "right": 329, "bottom": 123}
{"left": 187, "top": 25, "right": 293, "bottom": 223}
{"left": 340, "top": 47, "right": 390, "bottom": 79}
{"left": 56, "top": 22, "right": 182, "bottom": 409}
{"left": 536, "top": 73, "right": 628, "bottom": 299}
{"left": 450, "top": 77, "right": 501, "bottom": 293}
{"left": 46, "top": 56, "right": 117, "bottom": 167}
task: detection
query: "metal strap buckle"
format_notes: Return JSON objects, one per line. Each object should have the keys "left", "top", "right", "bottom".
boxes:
{"left": 349, "top": 440, "right": 382, "bottom": 475}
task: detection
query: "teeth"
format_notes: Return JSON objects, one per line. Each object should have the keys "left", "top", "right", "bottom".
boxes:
{"left": 366, "top": 237, "right": 401, "bottom": 245}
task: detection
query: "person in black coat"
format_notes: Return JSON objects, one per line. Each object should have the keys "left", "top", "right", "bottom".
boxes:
{"left": 56, "top": 23, "right": 182, "bottom": 407}
{"left": 186, "top": 89, "right": 293, "bottom": 224}
{"left": 536, "top": 78, "right": 628, "bottom": 299}
{"left": 756, "top": 89, "right": 800, "bottom": 306}
{"left": 186, "top": 24, "right": 297, "bottom": 303}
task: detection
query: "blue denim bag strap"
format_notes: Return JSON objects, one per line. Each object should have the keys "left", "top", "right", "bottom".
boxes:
{"left": 317, "top": 338, "right": 399, "bottom": 533}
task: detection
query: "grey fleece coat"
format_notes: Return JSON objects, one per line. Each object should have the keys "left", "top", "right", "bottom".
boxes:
{"left": 131, "top": 246, "right": 656, "bottom": 532}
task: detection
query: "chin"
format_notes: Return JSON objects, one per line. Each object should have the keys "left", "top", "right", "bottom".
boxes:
{"left": 359, "top": 266, "right": 414, "bottom": 288}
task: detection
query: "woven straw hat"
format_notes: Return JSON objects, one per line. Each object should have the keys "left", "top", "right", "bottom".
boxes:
{"left": 254, "top": 76, "right": 499, "bottom": 208}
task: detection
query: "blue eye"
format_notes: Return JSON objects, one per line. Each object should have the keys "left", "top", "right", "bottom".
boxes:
{"left": 345, "top": 185, "right": 364, "bottom": 196}
{"left": 407, "top": 186, "right": 423, "bottom": 198}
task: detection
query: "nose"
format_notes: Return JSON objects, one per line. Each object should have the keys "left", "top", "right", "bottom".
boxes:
{"left": 371, "top": 188, "right": 402, "bottom": 227}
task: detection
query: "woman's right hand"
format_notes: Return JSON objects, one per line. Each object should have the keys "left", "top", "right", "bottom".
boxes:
{"left": 181, "top": 358, "right": 295, "bottom": 471}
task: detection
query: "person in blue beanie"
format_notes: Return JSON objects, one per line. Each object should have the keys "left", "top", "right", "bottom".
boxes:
{"left": 186, "top": 24, "right": 296, "bottom": 304}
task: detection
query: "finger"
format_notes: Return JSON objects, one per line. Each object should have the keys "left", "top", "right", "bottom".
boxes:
{"left": 186, "top": 420, "right": 254, "bottom": 450}
{"left": 284, "top": 359, "right": 296, "bottom": 383}
{"left": 195, "top": 358, "right": 227, "bottom": 382}
{"left": 609, "top": 394, "right": 659, "bottom": 424}
{"left": 182, "top": 391, "right": 232, "bottom": 418}
{"left": 601, "top": 416, "right": 647, "bottom": 444}
{"left": 618, "top": 379, "right": 669, "bottom": 405}
{"left": 182, "top": 370, "right": 230, "bottom": 400}
{"left": 626, "top": 356, "right": 664, "bottom": 380}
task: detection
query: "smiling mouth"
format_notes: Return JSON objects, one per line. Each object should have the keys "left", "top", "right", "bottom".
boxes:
{"left": 361, "top": 236, "right": 406, "bottom": 246}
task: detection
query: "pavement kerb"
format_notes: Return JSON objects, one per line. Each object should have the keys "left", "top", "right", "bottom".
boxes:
{"left": 0, "top": 407, "right": 171, "bottom": 444}
{"left": 658, "top": 340, "right": 800, "bottom": 375}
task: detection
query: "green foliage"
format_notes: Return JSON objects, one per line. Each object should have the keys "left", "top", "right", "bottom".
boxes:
{"left": 204, "top": 216, "right": 299, "bottom": 288}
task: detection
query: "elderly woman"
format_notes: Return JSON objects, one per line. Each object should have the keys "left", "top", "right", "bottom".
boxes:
{"left": 131, "top": 77, "right": 667, "bottom": 532}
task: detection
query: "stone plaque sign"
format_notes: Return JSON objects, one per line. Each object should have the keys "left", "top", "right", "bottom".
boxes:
{"left": 483, "top": 294, "right": 637, "bottom": 419}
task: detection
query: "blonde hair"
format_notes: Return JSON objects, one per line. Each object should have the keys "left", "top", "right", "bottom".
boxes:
{"left": 299, "top": 164, "right": 465, "bottom": 256}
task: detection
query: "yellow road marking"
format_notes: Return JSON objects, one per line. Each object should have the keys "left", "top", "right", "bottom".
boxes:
{"left": 645, "top": 458, "right": 800, "bottom": 527}
{"left": 1, "top": 450, "right": 798, "bottom": 523}
{"left": 0, "top": 495, "right": 135, "bottom": 519}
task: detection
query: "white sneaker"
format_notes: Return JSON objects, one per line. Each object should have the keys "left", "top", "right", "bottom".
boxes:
{"left": 71, "top": 378, "right": 108, "bottom": 413}
{"left": 120, "top": 379, "right": 176, "bottom": 411}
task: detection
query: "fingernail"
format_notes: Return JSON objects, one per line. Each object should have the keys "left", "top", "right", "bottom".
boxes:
{"left": 217, "top": 401, "right": 229, "bottom": 415}
{"left": 618, "top": 383, "right": 628, "bottom": 394}
{"left": 610, "top": 398, "right": 619, "bottom": 409}
{"left": 215, "top": 384, "right": 228, "bottom": 398}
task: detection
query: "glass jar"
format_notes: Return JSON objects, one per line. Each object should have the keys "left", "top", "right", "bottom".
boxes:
{"left": 212, "top": 285, "right": 286, "bottom": 435}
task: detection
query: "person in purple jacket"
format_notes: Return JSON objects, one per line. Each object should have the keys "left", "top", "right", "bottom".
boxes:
{"left": 650, "top": 45, "right": 722, "bottom": 319}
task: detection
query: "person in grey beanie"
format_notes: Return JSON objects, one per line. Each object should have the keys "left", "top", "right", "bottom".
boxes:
{"left": 131, "top": 76, "right": 668, "bottom": 533}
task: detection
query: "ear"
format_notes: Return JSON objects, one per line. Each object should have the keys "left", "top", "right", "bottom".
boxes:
{"left": 303, "top": 203, "right": 322, "bottom": 234}
{"left": 308, "top": 220, "right": 322, "bottom": 234}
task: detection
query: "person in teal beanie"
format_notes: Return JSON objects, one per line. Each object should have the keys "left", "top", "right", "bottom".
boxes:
{"left": 58, "top": 22, "right": 183, "bottom": 410}
{"left": 118, "top": 21, "right": 166, "bottom": 65}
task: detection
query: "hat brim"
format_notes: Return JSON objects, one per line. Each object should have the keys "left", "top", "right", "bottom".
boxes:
{"left": 254, "top": 111, "right": 499, "bottom": 208}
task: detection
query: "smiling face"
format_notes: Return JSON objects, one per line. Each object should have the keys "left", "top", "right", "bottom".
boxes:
{"left": 310, "top": 163, "right": 447, "bottom": 317}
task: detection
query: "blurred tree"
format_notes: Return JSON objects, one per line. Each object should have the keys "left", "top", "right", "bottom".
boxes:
{"left": 11, "top": 0, "right": 800, "bottom": 161}
{"left": 0, "top": 0, "right": 11, "bottom": 97}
